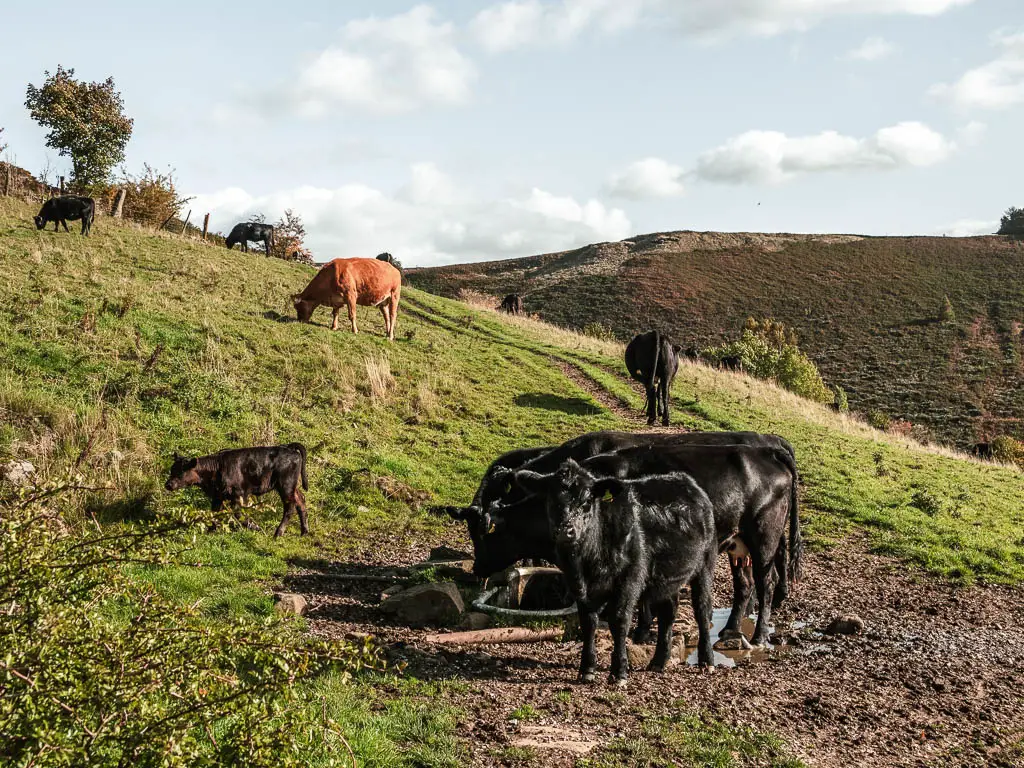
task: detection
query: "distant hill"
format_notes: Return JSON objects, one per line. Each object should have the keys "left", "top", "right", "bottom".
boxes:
{"left": 407, "top": 230, "right": 1024, "bottom": 447}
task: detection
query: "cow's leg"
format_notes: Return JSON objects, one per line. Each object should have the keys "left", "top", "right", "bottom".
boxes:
{"left": 388, "top": 293, "right": 399, "bottom": 341}
{"left": 296, "top": 489, "right": 309, "bottom": 535}
{"left": 578, "top": 606, "right": 600, "bottom": 683}
{"left": 660, "top": 380, "right": 671, "bottom": 426}
{"left": 274, "top": 488, "right": 294, "bottom": 538}
{"left": 750, "top": 543, "right": 778, "bottom": 647}
{"left": 265, "top": 238, "right": 271, "bottom": 256}
{"left": 609, "top": 578, "right": 644, "bottom": 685}
{"left": 690, "top": 561, "right": 715, "bottom": 668}
{"left": 379, "top": 303, "right": 391, "bottom": 338}
{"left": 331, "top": 306, "right": 341, "bottom": 331}
{"left": 721, "top": 562, "right": 754, "bottom": 638}
{"left": 647, "top": 596, "right": 679, "bottom": 671}
{"left": 632, "top": 595, "right": 655, "bottom": 644}
{"left": 645, "top": 385, "right": 657, "bottom": 425}
{"left": 53, "top": 220, "right": 60, "bottom": 232}
{"left": 347, "top": 297, "right": 358, "bottom": 334}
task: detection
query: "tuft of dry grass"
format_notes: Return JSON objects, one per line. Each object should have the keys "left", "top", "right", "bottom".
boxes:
{"left": 364, "top": 353, "right": 395, "bottom": 406}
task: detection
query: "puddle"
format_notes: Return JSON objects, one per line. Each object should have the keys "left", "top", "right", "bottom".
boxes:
{"left": 684, "top": 608, "right": 774, "bottom": 667}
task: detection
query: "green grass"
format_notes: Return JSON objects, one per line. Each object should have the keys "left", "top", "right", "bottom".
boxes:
{"left": 579, "top": 707, "right": 805, "bottom": 768}
{"left": 408, "top": 232, "right": 1024, "bottom": 447}
{"left": 3, "top": 197, "right": 1024, "bottom": 763}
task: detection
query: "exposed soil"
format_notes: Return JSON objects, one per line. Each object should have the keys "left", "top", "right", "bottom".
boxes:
{"left": 291, "top": 532, "right": 1024, "bottom": 767}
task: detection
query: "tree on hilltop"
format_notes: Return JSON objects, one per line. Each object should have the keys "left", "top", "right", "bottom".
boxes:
{"left": 997, "top": 206, "right": 1024, "bottom": 236}
{"left": 25, "top": 66, "right": 133, "bottom": 188}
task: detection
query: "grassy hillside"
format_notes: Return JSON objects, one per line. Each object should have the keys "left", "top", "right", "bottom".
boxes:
{"left": 2, "top": 197, "right": 1023, "bottom": 765}
{"left": 407, "top": 231, "right": 1024, "bottom": 448}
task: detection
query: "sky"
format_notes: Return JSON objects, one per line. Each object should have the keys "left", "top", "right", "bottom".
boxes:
{"left": 2, "top": 0, "right": 1022, "bottom": 266}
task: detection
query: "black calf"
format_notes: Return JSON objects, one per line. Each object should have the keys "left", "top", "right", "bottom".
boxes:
{"left": 165, "top": 442, "right": 309, "bottom": 537}
{"left": 625, "top": 330, "right": 680, "bottom": 426}
{"left": 34, "top": 195, "right": 95, "bottom": 235}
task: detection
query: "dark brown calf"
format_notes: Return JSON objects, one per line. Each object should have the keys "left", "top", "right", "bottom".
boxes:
{"left": 165, "top": 443, "right": 309, "bottom": 537}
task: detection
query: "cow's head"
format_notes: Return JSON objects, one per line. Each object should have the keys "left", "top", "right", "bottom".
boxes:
{"left": 431, "top": 499, "right": 547, "bottom": 578}
{"left": 33, "top": 215, "right": 46, "bottom": 230}
{"left": 292, "top": 294, "right": 316, "bottom": 323}
{"left": 165, "top": 453, "right": 200, "bottom": 491}
{"left": 513, "top": 460, "right": 622, "bottom": 546}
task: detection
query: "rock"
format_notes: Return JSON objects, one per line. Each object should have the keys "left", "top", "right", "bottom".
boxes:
{"left": 824, "top": 614, "right": 865, "bottom": 635}
{"left": 1, "top": 460, "right": 35, "bottom": 487}
{"left": 430, "top": 561, "right": 479, "bottom": 584}
{"left": 429, "top": 545, "right": 471, "bottom": 561}
{"left": 459, "top": 611, "right": 492, "bottom": 631}
{"left": 274, "top": 593, "right": 308, "bottom": 616}
{"left": 380, "top": 584, "right": 405, "bottom": 601}
{"left": 378, "top": 582, "right": 464, "bottom": 626}
{"left": 714, "top": 635, "right": 753, "bottom": 651}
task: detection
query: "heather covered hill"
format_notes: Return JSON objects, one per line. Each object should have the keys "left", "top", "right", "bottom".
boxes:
{"left": 407, "top": 231, "right": 1024, "bottom": 447}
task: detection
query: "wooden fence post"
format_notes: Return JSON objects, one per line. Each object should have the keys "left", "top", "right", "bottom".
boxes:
{"left": 3, "top": 163, "right": 10, "bottom": 197}
{"left": 202, "top": 213, "right": 210, "bottom": 240}
{"left": 111, "top": 188, "right": 126, "bottom": 218}
{"left": 181, "top": 210, "right": 192, "bottom": 235}
{"left": 58, "top": 176, "right": 65, "bottom": 195}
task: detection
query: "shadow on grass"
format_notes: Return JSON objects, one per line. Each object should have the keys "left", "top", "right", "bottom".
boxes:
{"left": 514, "top": 392, "right": 603, "bottom": 415}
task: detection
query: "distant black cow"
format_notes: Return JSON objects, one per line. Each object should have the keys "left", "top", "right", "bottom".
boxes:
{"left": 376, "top": 252, "right": 402, "bottom": 272}
{"left": 164, "top": 443, "right": 308, "bottom": 537}
{"left": 971, "top": 442, "right": 994, "bottom": 459}
{"left": 500, "top": 294, "right": 524, "bottom": 315}
{"left": 34, "top": 195, "right": 95, "bottom": 235}
{"left": 719, "top": 355, "right": 744, "bottom": 372}
{"left": 226, "top": 222, "right": 275, "bottom": 255}
{"left": 682, "top": 346, "right": 701, "bottom": 362}
{"left": 625, "top": 330, "right": 680, "bottom": 426}
{"left": 515, "top": 460, "right": 718, "bottom": 682}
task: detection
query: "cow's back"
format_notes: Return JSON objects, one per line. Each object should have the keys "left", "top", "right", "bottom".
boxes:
{"left": 300, "top": 258, "right": 400, "bottom": 305}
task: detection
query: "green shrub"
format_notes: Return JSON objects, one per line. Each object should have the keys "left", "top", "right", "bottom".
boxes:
{"left": 708, "top": 320, "right": 832, "bottom": 403}
{"left": 832, "top": 385, "right": 849, "bottom": 414}
{"left": 997, "top": 206, "right": 1024, "bottom": 236}
{"left": 991, "top": 435, "right": 1024, "bottom": 464}
{"left": 0, "top": 476, "right": 384, "bottom": 767}
{"left": 867, "top": 410, "right": 892, "bottom": 431}
{"left": 911, "top": 489, "right": 944, "bottom": 517}
{"left": 939, "top": 295, "right": 956, "bottom": 323}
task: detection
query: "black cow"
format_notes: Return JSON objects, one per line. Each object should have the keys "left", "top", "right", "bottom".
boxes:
{"left": 440, "top": 430, "right": 797, "bottom": 644}
{"left": 682, "top": 346, "right": 701, "bottom": 362}
{"left": 719, "top": 355, "right": 744, "bottom": 372}
{"left": 376, "top": 252, "right": 402, "bottom": 272}
{"left": 34, "top": 195, "right": 95, "bottom": 235}
{"left": 164, "top": 443, "right": 308, "bottom": 537}
{"left": 500, "top": 294, "right": 524, "bottom": 315}
{"left": 515, "top": 460, "right": 718, "bottom": 682}
{"left": 971, "top": 442, "right": 994, "bottom": 459}
{"left": 567, "top": 443, "right": 798, "bottom": 647}
{"left": 226, "top": 222, "right": 275, "bottom": 255}
{"left": 625, "top": 331, "right": 680, "bottom": 426}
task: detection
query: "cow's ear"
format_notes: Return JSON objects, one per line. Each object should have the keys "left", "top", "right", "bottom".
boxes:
{"left": 513, "top": 469, "right": 550, "bottom": 495}
{"left": 186, "top": 458, "right": 199, "bottom": 470}
{"left": 672, "top": 344, "right": 683, "bottom": 353}
{"left": 172, "top": 451, "right": 180, "bottom": 461}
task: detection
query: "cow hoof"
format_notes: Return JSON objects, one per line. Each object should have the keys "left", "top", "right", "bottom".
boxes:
{"left": 718, "top": 627, "right": 746, "bottom": 640}
{"left": 608, "top": 675, "right": 628, "bottom": 688}
{"left": 273, "top": 530, "right": 284, "bottom": 539}
{"left": 579, "top": 672, "right": 596, "bottom": 684}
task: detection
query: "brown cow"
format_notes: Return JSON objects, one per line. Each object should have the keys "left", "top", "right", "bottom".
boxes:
{"left": 292, "top": 258, "right": 402, "bottom": 340}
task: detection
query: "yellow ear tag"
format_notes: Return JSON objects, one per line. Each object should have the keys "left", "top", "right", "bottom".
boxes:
{"left": 602, "top": 489, "right": 614, "bottom": 502}
{"left": 504, "top": 482, "right": 512, "bottom": 494}
{"left": 635, "top": 369, "right": 642, "bottom": 376}
{"left": 487, "top": 521, "right": 496, "bottom": 534}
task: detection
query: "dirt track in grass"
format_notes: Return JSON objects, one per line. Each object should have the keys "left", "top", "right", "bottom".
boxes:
{"left": 291, "top": 529, "right": 1024, "bottom": 767}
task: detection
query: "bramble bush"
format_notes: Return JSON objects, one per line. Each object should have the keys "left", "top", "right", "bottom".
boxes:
{"left": 708, "top": 318, "right": 832, "bottom": 403}
{"left": 0, "top": 475, "right": 384, "bottom": 767}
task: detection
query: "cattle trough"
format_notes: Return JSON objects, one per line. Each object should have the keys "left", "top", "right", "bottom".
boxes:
{"left": 471, "top": 566, "right": 577, "bottom": 621}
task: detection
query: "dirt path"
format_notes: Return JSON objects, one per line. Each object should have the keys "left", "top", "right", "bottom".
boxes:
{"left": 295, "top": 536, "right": 1023, "bottom": 767}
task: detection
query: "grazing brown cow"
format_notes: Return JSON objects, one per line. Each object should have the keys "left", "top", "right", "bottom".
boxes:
{"left": 292, "top": 258, "right": 402, "bottom": 340}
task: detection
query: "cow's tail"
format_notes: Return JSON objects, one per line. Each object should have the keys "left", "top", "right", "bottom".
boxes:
{"left": 288, "top": 442, "right": 308, "bottom": 490}
{"left": 647, "top": 330, "right": 661, "bottom": 393}
{"left": 774, "top": 447, "right": 803, "bottom": 586}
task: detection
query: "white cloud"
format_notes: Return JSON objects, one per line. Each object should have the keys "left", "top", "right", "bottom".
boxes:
{"left": 470, "top": 0, "right": 649, "bottom": 52}
{"left": 845, "top": 36, "right": 895, "bottom": 61}
{"left": 930, "top": 31, "right": 1024, "bottom": 110}
{"left": 606, "top": 158, "right": 686, "bottom": 199}
{"left": 670, "top": 0, "right": 975, "bottom": 40}
{"left": 187, "top": 165, "right": 631, "bottom": 266}
{"left": 937, "top": 218, "right": 998, "bottom": 236}
{"left": 291, "top": 5, "right": 476, "bottom": 115}
{"left": 694, "top": 122, "right": 955, "bottom": 184}
{"left": 958, "top": 120, "right": 987, "bottom": 145}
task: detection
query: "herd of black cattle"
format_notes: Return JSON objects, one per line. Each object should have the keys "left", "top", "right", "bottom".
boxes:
{"left": 30, "top": 195, "right": 800, "bottom": 684}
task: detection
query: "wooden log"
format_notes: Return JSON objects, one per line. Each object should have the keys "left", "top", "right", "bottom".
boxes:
{"left": 111, "top": 188, "right": 125, "bottom": 218}
{"left": 422, "top": 626, "right": 563, "bottom": 645}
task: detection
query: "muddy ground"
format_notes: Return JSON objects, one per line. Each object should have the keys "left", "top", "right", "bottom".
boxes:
{"left": 288, "top": 529, "right": 1024, "bottom": 768}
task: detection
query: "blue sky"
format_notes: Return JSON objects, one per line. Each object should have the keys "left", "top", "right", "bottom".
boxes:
{"left": 2, "top": 0, "right": 1022, "bottom": 265}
